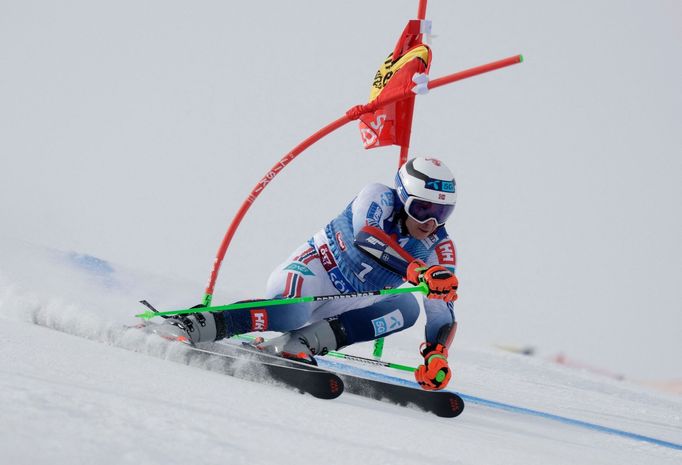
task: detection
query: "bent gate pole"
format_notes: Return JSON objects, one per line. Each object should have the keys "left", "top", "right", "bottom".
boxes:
{"left": 202, "top": 53, "right": 523, "bottom": 306}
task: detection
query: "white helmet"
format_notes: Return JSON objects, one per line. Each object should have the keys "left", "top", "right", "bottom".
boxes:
{"left": 395, "top": 157, "right": 456, "bottom": 225}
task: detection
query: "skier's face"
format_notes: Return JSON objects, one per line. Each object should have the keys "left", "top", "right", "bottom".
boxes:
{"left": 405, "top": 216, "right": 438, "bottom": 239}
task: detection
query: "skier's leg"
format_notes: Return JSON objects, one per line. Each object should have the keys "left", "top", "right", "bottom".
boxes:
{"left": 256, "top": 293, "right": 421, "bottom": 362}
{"left": 222, "top": 241, "right": 336, "bottom": 333}
{"left": 329, "top": 293, "right": 421, "bottom": 345}
{"left": 210, "top": 270, "right": 319, "bottom": 339}
{"left": 157, "top": 242, "right": 335, "bottom": 344}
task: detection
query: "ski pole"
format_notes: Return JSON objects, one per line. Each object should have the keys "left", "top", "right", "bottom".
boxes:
{"left": 135, "top": 282, "right": 429, "bottom": 320}
{"left": 324, "top": 351, "right": 416, "bottom": 373}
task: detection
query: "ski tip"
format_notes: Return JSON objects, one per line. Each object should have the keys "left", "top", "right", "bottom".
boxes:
{"left": 311, "top": 375, "right": 344, "bottom": 399}
{"left": 440, "top": 393, "right": 465, "bottom": 418}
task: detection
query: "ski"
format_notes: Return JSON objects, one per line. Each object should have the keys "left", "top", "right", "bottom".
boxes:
{"left": 335, "top": 371, "right": 465, "bottom": 418}
{"left": 134, "top": 324, "right": 343, "bottom": 400}
{"left": 207, "top": 340, "right": 464, "bottom": 417}
{"left": 197, "top": 342, "right": 343, "bottom": 400}
{"left": 212, "top": 341, "right": 464, "bottom": 418}
{"left": 135, "top": 323, "right": 463, "bottom": 416}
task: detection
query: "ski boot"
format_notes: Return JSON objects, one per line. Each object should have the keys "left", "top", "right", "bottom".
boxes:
{"left": 255, "top": 319, "right": 346, "bottom": 365}
{"left": 154, "top": 311, "right": 226, "bottom": 346}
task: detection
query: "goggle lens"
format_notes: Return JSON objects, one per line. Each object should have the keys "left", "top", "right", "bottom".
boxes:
{"left": 406, "top": 198, "right": 454, "bottom": 225}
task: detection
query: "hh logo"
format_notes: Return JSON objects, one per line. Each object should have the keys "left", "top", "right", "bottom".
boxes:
{"left": 336, "top": 232, "right": 347, "bottom": 251}
{"left": 250, "top": 309, "right": 268, "bottom": 331}
{"left": 319, "top": 244, "right": 337, "bottom": 272}
{"left": 436, "top": 240, "right": 456, "bottom": 265}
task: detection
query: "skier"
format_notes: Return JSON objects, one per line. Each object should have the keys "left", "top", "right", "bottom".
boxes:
{"left": 161, "top": 156, "right": 459, "bottom": 391}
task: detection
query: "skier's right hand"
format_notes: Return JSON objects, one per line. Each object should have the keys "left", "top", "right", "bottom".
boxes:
{"left": 406, "top": 259, "right": 459, "bottom": 302}
{"left": 406, "top": 259, "right": 428, "bottom": 285}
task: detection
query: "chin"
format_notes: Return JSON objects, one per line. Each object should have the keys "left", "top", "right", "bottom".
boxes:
{"left": 406, "top": 219, "right": 437, "bottom": 239}
{"left": 413, "top": 230, "right": 432, "bottom": 240}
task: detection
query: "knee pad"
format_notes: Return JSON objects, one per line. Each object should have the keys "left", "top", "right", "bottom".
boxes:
{"left": 385, "top": 294, "right": 420, "bottom": 328}
{"left": 336, "top": 293, "right": 421, "bottom": 345}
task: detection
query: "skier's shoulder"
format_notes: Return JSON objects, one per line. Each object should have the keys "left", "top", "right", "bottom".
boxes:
{"left": 356, "top": 182, "right": 397, "bottom": 205}
{"left": 346, "top": 183, "right": 399, "bottom": 233}
{"left": 352, "top": 183, "right": 397, "bottom": 216}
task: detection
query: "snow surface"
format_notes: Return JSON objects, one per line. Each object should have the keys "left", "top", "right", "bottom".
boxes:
{"left": 1, "top": 0, "right": 682, "bottom": 463}
{"left": 1, "top": 0, "right": 681, "bottom": 381}
{"left": 1, "top": 239, "right": 680, "bottom": 465}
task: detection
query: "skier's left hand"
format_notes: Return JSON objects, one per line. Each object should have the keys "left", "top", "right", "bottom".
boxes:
{"left": 415, "top": 343, "right": 451, "bottom": 390}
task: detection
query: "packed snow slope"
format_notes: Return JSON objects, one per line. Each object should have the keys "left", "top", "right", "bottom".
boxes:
{"left": 1, "top": 240, "right": 680, "bottom": 465}
{"left": 1, "top": 1, "right": 681, "bottom": 463}
{"left": 1, "top": 0, "right": 681, "bottom": 382}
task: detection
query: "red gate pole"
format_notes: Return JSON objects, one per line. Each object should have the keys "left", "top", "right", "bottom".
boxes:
{"left": 202, "top": 115, "right": 351, "bottom": 305}
{"left": 202, "top": 54, "right": 523, "bottom": 306}
{"left": 429, "top": 55, "right": 524, "bottom": 90}
{"left": 380, "top": 0, "right": 429, "bottom": 357}
{"left": 417, "top": 0, "right": 427, "bottom": 20}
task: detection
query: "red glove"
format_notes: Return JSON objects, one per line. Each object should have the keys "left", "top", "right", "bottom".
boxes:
{"left": 415, "top": 343, "right": 452, "bottom": 391}
{"left": 405, "top": 259, "right": 459, "bottom": 302}
{"left": 406, "top": 259, "right": 428, "bottom": 285}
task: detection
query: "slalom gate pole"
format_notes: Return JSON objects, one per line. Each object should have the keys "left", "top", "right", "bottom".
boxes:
{"left": 202, "top": 114, "right": 351, "bottom": 307}
{"left": 138, "top": 283, "right": 429, "bottom": 320}
{"left": 417, "top": 0, "right": 427, "bottom": 20}
{"left": 374, "top": 0, "right": 429, "bottom": 360}
{"left": 373, "top": 156, "right": 411, "bottom": 357}
{"left": 428, "top": 55, "right": 524, "bottom": 90}
{"left": 201, "top": 5, "right": 522, "bottom": 367}
{"left": 201, "top": 55, "right": 523, "bottom": 308}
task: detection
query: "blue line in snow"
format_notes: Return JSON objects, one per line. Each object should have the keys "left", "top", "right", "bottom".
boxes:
{"left": 459, "top": 393, "right": 682, "bottom": 451}
{"left": 317, "top": 358, "right": 682, "bottom": 451}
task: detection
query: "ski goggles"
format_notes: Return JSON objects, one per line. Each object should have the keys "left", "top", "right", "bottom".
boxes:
{"left": 404, "top": 197, "right": 455, "bottom": 226}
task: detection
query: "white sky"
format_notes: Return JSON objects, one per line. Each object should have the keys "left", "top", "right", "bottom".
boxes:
{"left": 1, "top": 0, "right": 680, "bottom": 379}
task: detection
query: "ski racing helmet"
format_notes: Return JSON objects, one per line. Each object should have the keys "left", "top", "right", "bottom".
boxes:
{"left": 395, "top": 157, "right": 457, "bottom": 226}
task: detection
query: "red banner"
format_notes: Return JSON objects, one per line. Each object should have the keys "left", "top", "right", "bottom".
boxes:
{"left": 359, "top": 20, "right": 431, "bottom": 150}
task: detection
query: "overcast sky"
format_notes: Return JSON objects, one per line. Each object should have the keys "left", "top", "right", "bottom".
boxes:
{"left": 1, "top": 0, "right": 680, "bottom": 378}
